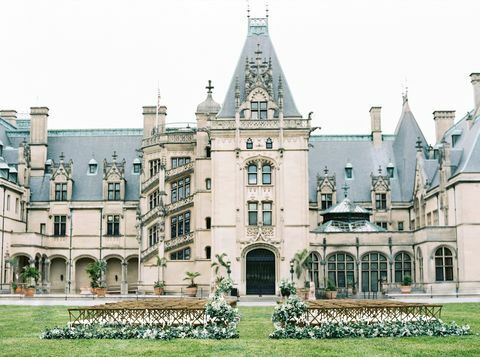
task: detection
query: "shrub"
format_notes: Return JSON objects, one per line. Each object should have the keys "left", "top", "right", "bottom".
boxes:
{"left": 279, "top": 280, "right": 296, "bottom": 297}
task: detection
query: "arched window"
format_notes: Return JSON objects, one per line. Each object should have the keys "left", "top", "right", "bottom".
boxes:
{"left": 205, "top": 217, "right": 211, "bottom": 229}
{"left": 266, "top": 138, "right": 273, "bottom": 149}
{"left": 435, "top": 247, "right": 454, "bottom": 281}
{"left": 262, "top": 164, "right": 271, "bottom": 185}
{"left": 361, "top": 252, "right": 388, "bottom": 292}
{"left": 308, "top": 252, "right": 321, "bottom": 289}
{"left": 205, "top": 246, "right": 211, "bottom": 259}
{"left": 394, "top": 252, "right": 412, "bottom": 283}
{"left": 246, "top": 138, "right": 253, "bottom": 150}
{"left": 417, "top": 248, "right": 424, "bottom": 283}
{"left": 205, "top": 146, "right": 211, "bottom": 158}
{"left": 327, "top": 253, "right": 355, "bottom": 289}
{"left": 247, "top": 164, "right": 257, "bottom": 185}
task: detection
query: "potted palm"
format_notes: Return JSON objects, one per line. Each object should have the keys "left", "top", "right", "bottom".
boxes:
{"left": 325, "top": 279, "right": 337, "bottom": 299}
{"left": 154, "top": 280, "right": 165, "bottom": 295}
{"left": 293, "top": 249, "right": 312, "bottom": 299}
{"left": 279, "top": 279, "right": 296, "bottom": 298}
{"left": 211, "top": 253, "right": 232, "bottom": 294}
{"left": 183, "top": 271, "right": 201, "bottom": 297}
{"left": 20, "top": 266, "right": 40, "bottom": 297}
{"left": 86, "top": 259, "right": 107, "bottom": 296}
{"left": 400, "top": 275, "right": 412, "bottom": 294}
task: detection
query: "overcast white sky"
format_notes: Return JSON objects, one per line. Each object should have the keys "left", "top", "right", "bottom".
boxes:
{"left": 1, "top": 0, "right": 479, "bottom": 143}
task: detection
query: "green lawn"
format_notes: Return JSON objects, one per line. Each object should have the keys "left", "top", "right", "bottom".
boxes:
{"left": 0, "top": 303, "right": 479, "bottom": 356}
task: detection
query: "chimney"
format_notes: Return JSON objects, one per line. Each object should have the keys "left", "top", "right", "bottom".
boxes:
{"left": 29, "top": 107, "right": 49, "bottom": 172}
{"left": 470, "top": 73, "right": 480, "bottom": 114}
{"left": 0, "top": 110, "right": 17, "bottom": 126}
{"left": 369, "top": 106, "right": 382, "bottom": 145}
{"left": 142, "top": 105, "right": 167, "bottom": 138}
{"left": 433, "top": 111, "right": 455, "bottom": 144}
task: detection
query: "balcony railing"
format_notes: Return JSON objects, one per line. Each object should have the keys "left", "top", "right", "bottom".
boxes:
{"left": 141, "top": 242, "right": 159, "bottom": 261}
{"left": 166, "top": 162, "right": 194, "bottom": 181}
{"left": 142, "top": 132, "right": 196, "bottom": 147}
{"left": 141, "top": 173, "right": 160, "bottom": 193}
{"left": 141, "top": 205, "right": 163, "bottom": 224}
{"left": 166, "top": 195, "right": 194, "bottom": 214}
{"left": 210, "top": 118, "right": 310, "bottom": 130}
{"left": 165, "top": 232, "right": 194, "bottom": 252}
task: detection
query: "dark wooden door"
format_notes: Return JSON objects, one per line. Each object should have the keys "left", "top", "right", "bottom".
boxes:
{"left": 246, "top": 249, "right": 275, "bottom": 295}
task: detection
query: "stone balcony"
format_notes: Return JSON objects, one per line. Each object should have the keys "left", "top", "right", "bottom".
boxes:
{"left": 142, "top": 131, "right": 196, "bottom": 148}
{"left": 210, "top": 118, "right": 311, "bottom": 130}
{"left": 141, "top": 242, "right": 159, "bottom": 262}
{"left": 165, "top": 162, "right": 194, "bottom": 181}
{"left": 141, "top": 205, "right": 163, "bottom": 225}
{"left": 166, "top": 195, "right": 194, "bottom": 214}
{"left": 142, "top": 173, "right": 159, "bottom": 193}
{"left": 164, "top": 232, "right": 194, "bottom": 252}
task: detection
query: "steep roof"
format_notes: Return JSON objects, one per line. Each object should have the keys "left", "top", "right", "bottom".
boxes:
{"left": 217, "top": 17, "right": 301, "bottom": 118}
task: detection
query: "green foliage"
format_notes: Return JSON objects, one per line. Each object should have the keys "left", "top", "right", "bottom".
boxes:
{"left": 270, "top": 319, "right": 471, "bottom": 339}
{"left": 183, "top": 271, "right": 201, "bottom": 287}
{"left": 279, "top": 280, "right": 297, "bottom": 297}
{"left": 292, "top": 249, "right": 311, "bottom": 281}
{"left": 215, "top": 277, "right": 233, "bottom": 295}
{"left": 19, "top": 266, "right": 40, "bottom": 287}
{"left": 155, "top": 257, "right": 167, "bottom": 268}
{"left": 86, "top": 259, "right": 107, "bottom": 288}
{"left": 211, "top": 253, "right": 230, "bottom": 275}
{"left": 326, "top": 279, "right": 337, "bottom": 291}
{"left": 153, "top": 280, "right": 165, "bottom": 288}
{"left": 403, "top": 275, "right": 413, "bottom": 286}
{"left": 272, "top": 295, "right": 307, "bottom": 327}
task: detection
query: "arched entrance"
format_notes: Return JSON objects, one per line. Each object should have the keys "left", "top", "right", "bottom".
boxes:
{"left": 246, "top": 248, "right": 275, "bottom": 295}
{"left": 75, "top": 257, "right": 95, "bottom": 293}
{"left": 50, "top": 257, "right": 67, "bottom": 293}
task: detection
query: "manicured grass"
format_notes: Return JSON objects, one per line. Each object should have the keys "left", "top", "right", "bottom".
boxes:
{"left": 0, "top": 303, "right": 479, "bottom": 356}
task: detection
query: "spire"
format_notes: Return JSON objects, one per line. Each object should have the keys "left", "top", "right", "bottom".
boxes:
{"left": 402, "top": 86, "right": 411, "bottom": 112}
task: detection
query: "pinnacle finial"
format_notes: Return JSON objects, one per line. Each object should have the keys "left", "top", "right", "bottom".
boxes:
{"left": 206, "top": 80, "right": 214, "bottom": 94}
{"left": 324, "top": 166, "right": 329, "bottom": 175}
{"left": 378, "top": 166, "right": 382, "bottom": 175}
{"left": 247, "top": 0, "right": 250, "bottom": 18}
{"left": 341, "top": 182, "right": 350, "bottom": 198}
{"left": 416, "top": 137, "right": 423, "bottom": 151}
{"left": 112, "top": 151, "right": 118, "bottom": 161}
{"left": 266, "top": 2, "right": 269, "bottom": 18}
{"left": 59, "top": 152, "right": 65, "bottom": 162}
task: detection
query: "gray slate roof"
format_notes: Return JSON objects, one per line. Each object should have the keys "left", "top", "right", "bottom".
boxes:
{"left": 217, "top": 18, "right": 301, "bottom": 118}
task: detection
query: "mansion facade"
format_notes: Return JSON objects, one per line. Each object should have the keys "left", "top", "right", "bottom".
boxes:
{"left": 1, "top": 16, "right": 480, "bottom": 296}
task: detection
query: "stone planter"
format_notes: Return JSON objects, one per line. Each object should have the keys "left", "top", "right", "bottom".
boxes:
{"left": 154, "top": 287, "right": 164, "bottom": 295}
{"left": 299, "top": 288, "right": 309, "bottom": 300}
{"left": 400, "top": 285, "right": 412, "bottom": 294}
{"left": 15, "top": 287, "right": 24, "bottom": 295}
{"left": 24, "top": 287, "right": 36, "bottom": 297}
{"left": 185, "top": 286, "right": 197, "bottom": 297}
{"left": 325, "top": 290, "right": 337, "bottom": 299}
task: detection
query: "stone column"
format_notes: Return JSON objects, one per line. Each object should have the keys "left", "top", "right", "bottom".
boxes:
{"left": 44, "top": 259, "right": 51, "bottom": 293}
{"left": 69, "top": 261, "right": 75, "bottom": 294}
{"left": 121, "top": 261, "right": 128, "bottom": 295}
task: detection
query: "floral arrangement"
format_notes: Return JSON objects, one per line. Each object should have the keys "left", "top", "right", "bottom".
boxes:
{"left": 272, "top": 295, "right": 307, "bottom": 327}
{"left": 41, "top": 294, "right": 240, "bottom": 340}
{"left": 279, "top": 280, "right": 296, "bottom": 297}
{"left": 215, "top": 277, "right": 233, "bottom": 296}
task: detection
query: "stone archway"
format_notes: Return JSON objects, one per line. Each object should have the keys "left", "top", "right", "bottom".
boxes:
{"left": 105, "top": 257, "right": 122, "bottom": 292}
{"left": 245, "top": 248, "right": 276, "bottom": 295}
{"left": 50, "top": 257, "right": 67, "bottom": 293}
{"left": 75, "top": 257, "right": 95, "bottom": 293}
{"left": 127, "top": 257, "right": 139, "bottom": 293}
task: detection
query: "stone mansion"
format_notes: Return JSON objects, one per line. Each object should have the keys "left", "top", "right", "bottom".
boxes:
{"left": 1, "top": 16, "right": 479, "bottom": 296}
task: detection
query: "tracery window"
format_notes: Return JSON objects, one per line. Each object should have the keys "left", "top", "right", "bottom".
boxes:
{"left": 361, "top": 252, "right": 388, "bottom": 292}
{"left": 308, "top": 252, "right": 321, "bottom": 289}
{"left": 248, "top": 164, "right": 257, "bottom": 185}
{"left": 394, "top": 252, "right": 412, "bottom": 283}
{"left": 251, "top": 101, "right": 267, "bottom": 119}
{"left": 328, "top": 253, "right": 355, "bottom": 289}
{"left": 435, "top": 247, "right": 454, "bottom": 282}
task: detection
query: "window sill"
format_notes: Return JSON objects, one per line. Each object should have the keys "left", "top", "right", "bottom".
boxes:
{"left": 104, "top": 235, "right": 122, "bottom": 238}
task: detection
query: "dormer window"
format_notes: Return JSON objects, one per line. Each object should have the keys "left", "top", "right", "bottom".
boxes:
{"left": 246, "top": 138, "right": 253, "bottom": 150}
{"left": 266, "top": 138, "right": 273, "bottom": 149}
{"left": 8, "top": 167, "right": 18, "bottom": 183}
{"left": 251, "top": 101, "right": 267, "bottom": 119}
{"left": 45, "top": 159, "right": 53, "bottom": 174}
{"left": 387, "top": 163, "right": 394, "bottom": 178}
{"left": 88, "top": 158, "right": 98, "bottom": 175}
{"left": 133, "top": 158, "right": 141, "bottom": 174}
{"left": 452, "top": 134, "right": 461, "bottom": 147}
{"left": 345, "top": 163, "right": 353, "bottom": 179}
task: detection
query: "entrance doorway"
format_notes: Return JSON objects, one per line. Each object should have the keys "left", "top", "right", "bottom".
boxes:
{"left": 246, "top": 248, "right": 275, "bottom": 295}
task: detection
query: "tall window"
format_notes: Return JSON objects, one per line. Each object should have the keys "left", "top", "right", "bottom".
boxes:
{"left": 107, "top": 215, "right": 120, "bottom": 236}
{"left": 205, "top": 216, "right": 211, "bottom": 229}
{"left": 205, "top": 246, "right": 211, "bottom": 259}
{"left": 247, "top": 164, "right": 257, "bottom": 185}
{"left": 394, "top": 252, "right": 412, "bottom": 283}
{"left": 321, "top": 194, "right": 333, "bottom": 210}
{"left": 251, "top": 101, "right": 267, "bottom": 119}
{"left": 361, "top": 253, "right": 388, "bottom": 292}
{"left": 55, "top": 183, "right": 67, "bottom": 201}
{"left": 262, "top": 164, "right": 271, "bottom": 185}
{"left": 40, "top": 223, "right": 46, "bottom": 235}
{"left": 435, "top": 247, "right": 454, "bottom": 282}
{"left": 375, "top": 193, "right": 387, "bottom": 210}
{"left": 171, "top": 157, "right": 190, "bottom": 169}
{"left": 246, "top": 138, "right": 253, "bottom": 150}
{"left": 171, "top": 177, "right": 190, "bottom": 203}
{"left": 327, "top": 253, "right": 355, "bottom": 288}
{"left": 248, "top": 202, "right": 258, "bottom": 225}
{"left": 170, "top": 247, "right": 191, "bottom": 260}
{"left": 398, "top": 221, "right": 404, "bottom": 231}
{"left": 308, "top": 252, "right": 321, "bottom": 289}
{"left": 262, "top": 202, "right": 272, "bottom": 225}
{"left": 148, "top": 224, "right": 159, "bottom": 247}
{"left": 149, "top": 159, "right": 161, "bottom": 177}
{"left": 205, "top": 178, "right": 211, "bottom": 190}
{"left": 108, "top": 183, "right": 121, "bottom": 200}
{"left": 170, "top": 211, "right": 191, "bottom": 239}
{"left": 53, "top": 215, "right": 67, "bottom": 236}
{"left": 266, "top": 138, "right": 273, "bottom": 149}
{"left": 149, "top": 189, "right": 160, "bottom": 210}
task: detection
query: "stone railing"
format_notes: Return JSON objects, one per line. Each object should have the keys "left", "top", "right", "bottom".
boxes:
{"left": 141, "top": 242, "right": 159, "bottom": 261}
{"left": 141, "top": 173, "right": 160, "bottom": 193}
{"left": 165, "top": 232, "right": 194, "bottom": 252}
{"left": 210, "top": 119, "right": 310, "bottom": 130}
{"left": 142, "top": 132, "right": 196, "bottom": 147}
{"left": 141, "top": 206, "right": 162, "bottom": 224}
{"left": 166, "top": 195, "right": 194, "bottom": 213}
{"left": 165, "top": 162, "right": 194, "bottom": 180}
